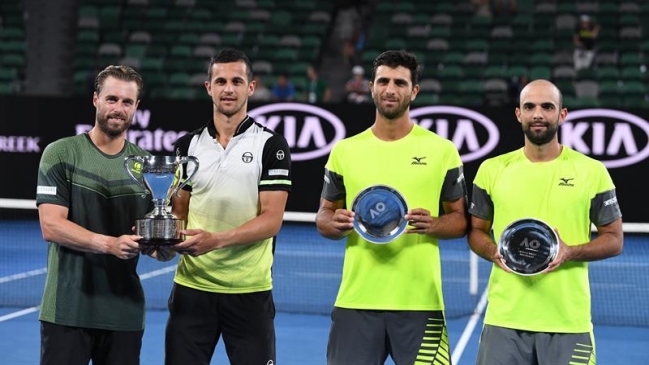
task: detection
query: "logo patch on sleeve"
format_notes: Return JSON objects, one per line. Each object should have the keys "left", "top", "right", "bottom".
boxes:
{"left": 37, "top": 186, "right": 57, "bottom": 195}
{"left": 268, "top": 169, "right": 289, "bottom": 176}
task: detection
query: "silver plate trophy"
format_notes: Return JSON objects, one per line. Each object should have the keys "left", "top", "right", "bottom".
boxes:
{"left": 351, "top": 185, "right": 408, "bottom": 244}
{"left": 497, "top": 218, "right": 559, "bottom": 275}
{"left": 124, "top": 155, "right": 199, "bottom": 246}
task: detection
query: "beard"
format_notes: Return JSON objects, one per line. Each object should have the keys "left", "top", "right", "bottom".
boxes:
{"left": 523, "top": 119, "right": 559, "bottom": 146}
{"left": 374, "top": 94, "right": 411, "bottom": 120}
{"left": 215, "top": 98, "right": 246, "bottom": 118}
{"left": 96, "top": 112, "right": 132, "bottom": 137}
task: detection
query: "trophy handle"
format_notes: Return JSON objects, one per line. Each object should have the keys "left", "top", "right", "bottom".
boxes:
{"left": 173, "top": 156, "right": 199, "bottom": 197}
{"left": 124, "top": 155, "right": 149, "bottom": 197}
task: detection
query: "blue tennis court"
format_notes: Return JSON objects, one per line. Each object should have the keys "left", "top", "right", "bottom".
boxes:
{"left": 1, "top": 220, "right": 648, "bottom": 364}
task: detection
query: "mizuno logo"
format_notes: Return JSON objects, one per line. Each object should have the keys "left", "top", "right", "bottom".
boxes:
{"left": 559, "top": 177, "right": 575, "bottom": 187}
{"left": 412, "top": 156, "right": 427, "bottom": 165}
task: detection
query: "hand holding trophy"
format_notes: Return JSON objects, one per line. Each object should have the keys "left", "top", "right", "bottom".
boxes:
{"left": 497, "top": 218, "right": 559, "bottom": 275}
{"left": 351, "top": 185, "right": 409, "bottom": 244}
{"left": 124, "top": 155, "right": 199, "bottom": 246}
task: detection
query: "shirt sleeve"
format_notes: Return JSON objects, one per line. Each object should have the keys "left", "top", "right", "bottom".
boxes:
{"left": 36, "top": 140, "right": 70, "bottom": 208}
{"left": 259, "top": 133, "right": 292, "bottom": 192}
{"left": 468, "top": 160, "right": 495, "bottom": 221}
{"left": 589, "top": 164, "right": 622, "bottom": 226}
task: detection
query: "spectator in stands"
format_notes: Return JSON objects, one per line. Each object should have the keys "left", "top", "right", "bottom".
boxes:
{"left": 492, "top": 0, "right": 517, "bottom": 15}
{"left": 306, "top": 65, "right": 331, "bottom": 103}
{"left": 573, "top": 14, "right": 600, "bottom": 71}
{"left": 36, "top": 65, "right": 171, "bottom": 365}
{"left": 271, "top": 73, "right": 295, "bottom": 102}
{"left": 316, "top": 49, "right": 468, "bottom": 364}
{"left": 337, "top": 0, "right": 362, "bottom": 65}
{"left": 468, "top": 79, "right": 623, "bottom": 365}
{"left": 472, "top": 0, "right": 493, "bottom": 17}
{"left": 509, "top": 73, "right": 529, "bottom": 105}
{"left": 345, "top": 65, "right": 370, "bottom": 103}
{"left": 249, "top": 75, "right": 272, "bottom": 103}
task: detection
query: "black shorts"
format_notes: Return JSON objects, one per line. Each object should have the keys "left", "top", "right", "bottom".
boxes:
{"left": 40, "top": 320, "right": 143, "bottom": 365}
{"left": 476, "top": 324, "right": 595, "bottom": 365}
{"left": 165, "top": 283, "right": 276, "bottom": 365}
{"left": 327, "top": 307, "right": 452, "bottom": 365}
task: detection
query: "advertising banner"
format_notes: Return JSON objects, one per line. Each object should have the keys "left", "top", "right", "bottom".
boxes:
{"left": 1, "top": 96, "right": 647, "bottom": 223}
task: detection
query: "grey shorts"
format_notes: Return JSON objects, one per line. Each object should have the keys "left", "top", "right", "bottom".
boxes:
{"left": 327, "top": 307, "right": 452, "bottom": 365}
{"left": 477, "top": 324, "right": 595, "bottom": 365}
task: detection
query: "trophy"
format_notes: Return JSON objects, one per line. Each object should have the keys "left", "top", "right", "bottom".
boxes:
{"left": 497, "top": 218, "right": 559, "bottom": 275}
{"left": 124, "top": 155, "right": 199, "bottom": 246}
{"left": 351, "top": 185, "right": 408, "bottom": 244}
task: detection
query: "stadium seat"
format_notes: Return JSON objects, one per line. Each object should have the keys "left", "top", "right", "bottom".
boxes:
{"left": 619, "top": 53, "right": 643, "bottom": 67}
{"left": 553, "top": 66, "right": 576, "bottom": 80}
{"left": 596, "top": 67, "right": 620, "bottom": 82}
{"left": 419, "top": 78, "right": 441, "bottom": 93}
{"left": 620, "top": 66, "right": 646, "bottom": 80}
{"left": 436, "top": 65, "right": 464, "bottom": 80}
{"left": 483, "top": 65, "right": 507, "bottom": 79}
{"left": 572, "top": 97, "right": 600, "bottom": 108}
{"left": 441, "top": 52, "right": 464, "bottom": 66}
{"left": 413, "top": 93, "right": 439, "bottom": 105}
{"left": 507, "top": 65, "right": 528, "bottom": 79}
{"left": 574, "top": 80, "right": 600, "bottom": 98}
{"left": 576, "top": 68, "right": 597, "bottom": 81}
{"left": 529, "top": 66, "right": 552, "bottom": 80}
{"left": 619, "top": 81, "right": 647, "bottom": 97}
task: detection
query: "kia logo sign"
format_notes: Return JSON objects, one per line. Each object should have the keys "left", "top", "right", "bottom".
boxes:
{"left": 249, "top": 103, "right": 346, "bottom": 161}
{"left": 410, "top": 106, "right": 499, "bottom": 162}
{"left": 563, "top": 109, "right": 649, "bottom": 168}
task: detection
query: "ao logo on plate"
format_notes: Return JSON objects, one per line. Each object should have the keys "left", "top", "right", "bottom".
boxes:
{"left": 249, "top": 103, "right": 346, "bottom": 161}
{"left": 410, "top": 106, "right": 499, "bottom": 162}
{"left": 563, "top": 109, "right": 649, "bottom": 168}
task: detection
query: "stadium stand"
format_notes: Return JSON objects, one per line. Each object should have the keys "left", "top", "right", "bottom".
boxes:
{"left": 1, "top": 0, "right": 648, "bottom": 106}
{"left": 0, "top": 1, "right": 27, "bottom": 95}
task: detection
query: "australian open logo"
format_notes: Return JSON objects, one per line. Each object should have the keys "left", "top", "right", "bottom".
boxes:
{"left": 132, "top": 161, "right": 143, "bottom": 175}
{"left": 242, "top": 151, "right": 253, "bottom": 163}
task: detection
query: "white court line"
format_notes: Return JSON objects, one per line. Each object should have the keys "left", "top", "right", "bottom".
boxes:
{"left": 0, "top": 307, "right": 39, "bottom": 322}
{"left": 0, "top": 265, "right": 177, "bottom": 322}
{"left": 138, "top": 265, "right": 177, "bottom": 280}
{"left": 0, "top": 268, "right": 47, "bottom": 283}
{"left": 451, "top": 287, "right": 488, "bottom": 365}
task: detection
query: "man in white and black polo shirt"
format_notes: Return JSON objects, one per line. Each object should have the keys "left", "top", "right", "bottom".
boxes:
{"left": 166, "top": 48, "right": 292, "bottom": 365}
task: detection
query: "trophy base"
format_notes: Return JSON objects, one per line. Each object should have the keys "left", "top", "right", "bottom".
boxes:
{"left": 135, "top": 217, "right": 184, "bottom": 246}
{"left": 138, "top": 238, "right": 183, "bottom": 246}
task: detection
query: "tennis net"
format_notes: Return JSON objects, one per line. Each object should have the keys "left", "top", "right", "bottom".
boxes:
{"left": 1, "top": 202, "right": 647, "bottom": 327}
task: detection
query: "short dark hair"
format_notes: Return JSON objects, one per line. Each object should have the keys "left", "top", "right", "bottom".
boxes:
{"left": 207, "top": 48, "right": 253, "bottom": 82}
{"left": 371, "top": 50, "right": 420, "bottom": 86}
{"left": 94, "top": 65, "right": 144, "bottom": 98}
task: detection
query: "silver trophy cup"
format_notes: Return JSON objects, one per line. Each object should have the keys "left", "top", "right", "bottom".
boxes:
{"left": 124, "top": 155, "right": 199, "bottom": 246}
